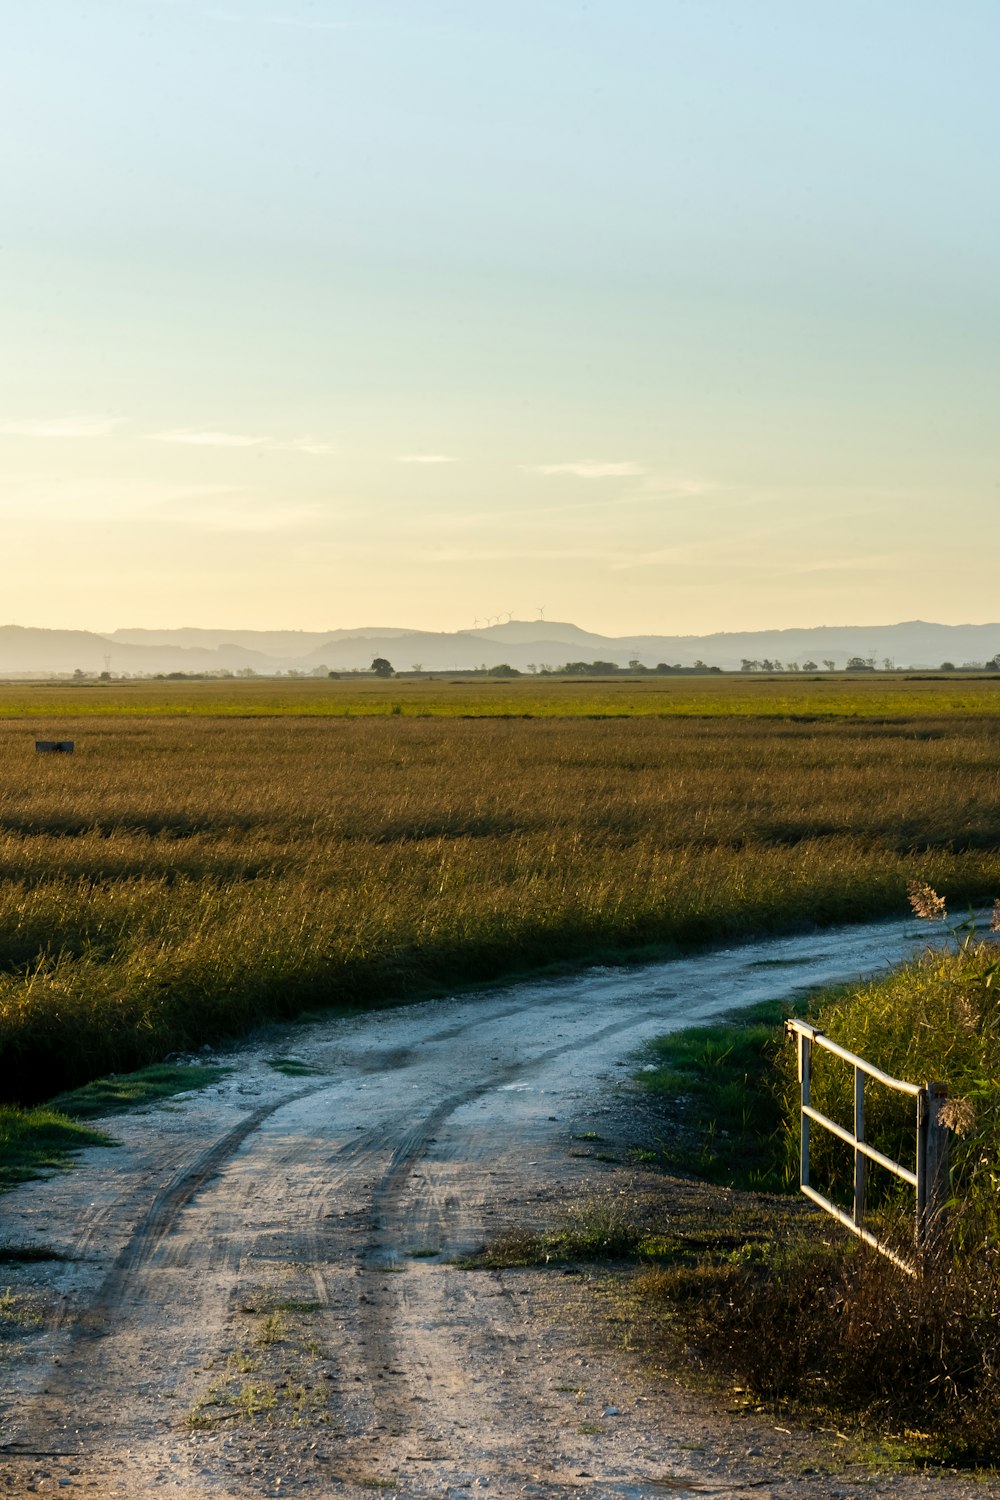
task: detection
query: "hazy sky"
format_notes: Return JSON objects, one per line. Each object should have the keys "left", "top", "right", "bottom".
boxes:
{"left": 3, "top": 1, "right": 998, "bottom": 634}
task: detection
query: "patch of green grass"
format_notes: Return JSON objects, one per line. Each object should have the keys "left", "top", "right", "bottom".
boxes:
{"left": 51, "top": 1062, "right": 229, "bottom": 1119}
{"left": 265, "top": 1057, "right": 324, "bottom": 1077}
{"left": 637, "top": 997, "right": 823, "bottom": 1190}
{"left": 0, "top": 1105, "right": 114, "bottom": 1192}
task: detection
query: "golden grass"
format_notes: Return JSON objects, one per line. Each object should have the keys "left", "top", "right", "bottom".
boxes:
{"left": 2, "top": 673, "right": 1000, "bottom": 718}
{"left": 1, "top": 712, "right": 999, "bottom": 1101}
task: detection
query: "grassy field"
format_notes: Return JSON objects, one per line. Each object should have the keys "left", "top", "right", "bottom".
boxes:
{"left": 1, "top": 697, "right": 999, "bottom": 1103}
{"left": 3, "top": 672, "right": 1000, "bottom": 718}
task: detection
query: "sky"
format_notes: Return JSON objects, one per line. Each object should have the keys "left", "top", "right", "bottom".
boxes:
{"left": 2, "top": 0, "right": 998, "bottom": 635}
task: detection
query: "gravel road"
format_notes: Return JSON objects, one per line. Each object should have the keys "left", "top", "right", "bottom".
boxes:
{"left": 0, "top": 917, "right": 985, "bottom": 1499}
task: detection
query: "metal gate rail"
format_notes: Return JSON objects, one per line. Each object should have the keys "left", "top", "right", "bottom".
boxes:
{"left": 785, "top": 1018, "right": 949, "bottom": 1275}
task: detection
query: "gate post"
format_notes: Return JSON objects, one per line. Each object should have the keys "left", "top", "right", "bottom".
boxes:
{"left": 798, "top": 1028, "right": 812, "bottom": 1190}
{"left": 853, "top": 1064, "right": 866, "bottom": 1227}
{"left": 917, "top": 1081, "right": 950, "bottom": 1255}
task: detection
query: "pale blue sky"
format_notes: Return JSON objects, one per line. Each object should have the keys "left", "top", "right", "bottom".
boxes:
{"left": 2, "top": 1, "right": 997, "bottom": 633}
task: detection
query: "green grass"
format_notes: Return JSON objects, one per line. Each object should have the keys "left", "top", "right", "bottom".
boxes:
{"left": 0, "top": 1105, "right": 114, "bottom": 1191}
{"left": 265, "top": 1057, "right": 324, "bottom": 1077}
{"left": 637, "top": 997, "right": 822, "bottom": 1189}
{"left": 51, "top": 1061, "right": 230, "bottom": 1119}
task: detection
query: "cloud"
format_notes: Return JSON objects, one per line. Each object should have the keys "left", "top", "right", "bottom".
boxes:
{"left": 528, "top": 460, "right": 649, "bottom": 479}
{"left": 285, "top": 438, "right": 338, "bottom": 455}
{"left": 150, "top": 429, "right": 270, "bottom": 448}
{"left": 397, "top": 454, "right": 459, "bottom": 465}
{"left": 0, "top": 415, "right": 125, "bottom": 439}
{"left": 148, "top": 430, "right": 337, "bottom": 454}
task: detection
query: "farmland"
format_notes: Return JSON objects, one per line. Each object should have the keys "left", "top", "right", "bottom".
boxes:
{"left": 2, "top": 683, "right": 1000, "bottom": 1103}
{"left": 2, "top": 671, "right": 1000, "bottom": 718}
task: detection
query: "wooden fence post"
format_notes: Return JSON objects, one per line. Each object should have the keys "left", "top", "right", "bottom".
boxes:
{"left": 918, "top": 1081, "right": 950, "bottom": 1255}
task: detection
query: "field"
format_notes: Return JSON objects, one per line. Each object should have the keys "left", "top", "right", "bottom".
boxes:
{"left": 2, "top": 682, "right": 1000, "bottom": 1104}
{"left": 3, "top": 672, "right": 1000, "bottom": 718}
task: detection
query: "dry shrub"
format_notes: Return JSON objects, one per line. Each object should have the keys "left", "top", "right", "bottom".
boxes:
{"left": 640, "top": 1218, "right": 1000, "bottom": 1464}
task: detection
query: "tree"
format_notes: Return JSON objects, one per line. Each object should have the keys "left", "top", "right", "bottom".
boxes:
{"left": 939, "top": 661, "right": 956, "bottom": 672}
{"left": 802, "top": 660, "right": 818, "bottom": 672}
{"left": 846, "top": 656, "right": 875, "bottom": 671}
{"left": 370, "top": 657, "right": 394, "bottom": 678}
{"left": 822, "top": 659, "right": 836, "bottom": 672}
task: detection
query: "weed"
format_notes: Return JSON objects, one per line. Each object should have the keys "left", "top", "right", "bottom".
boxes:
{"left": 265, "top": 1057, "right": 323, "bottom": 1077}
{"left": 0, "top": 1288, "right": 43, "bottom": 1329}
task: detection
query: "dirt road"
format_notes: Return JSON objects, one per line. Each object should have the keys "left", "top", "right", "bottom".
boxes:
{"left": 0, "top": 918, "right": 982, "bottom": 1498}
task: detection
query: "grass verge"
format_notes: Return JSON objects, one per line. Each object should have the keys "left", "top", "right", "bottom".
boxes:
{"left": 0, "top": 1060, "right": 229, "bottom": 1193}
{"left": 51, "top": 1060, "right": 230, "bottom": 1119}
{"left": 0, "top": 1106, "right": 114, "bottom": 1192}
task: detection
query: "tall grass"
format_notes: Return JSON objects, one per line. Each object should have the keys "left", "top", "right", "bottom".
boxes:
{"left": 1, "top": 714, "right": 1000, "bottom": 1102}
{"left": 776, "top": 907, "right": 1000, "bottom": 1248}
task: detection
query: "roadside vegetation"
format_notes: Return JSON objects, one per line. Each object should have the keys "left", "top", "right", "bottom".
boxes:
{"left": 0, "top": 1060, "right": 228, "bottom": 1192}
{"left": 550, "top": 900, "right": 1000, "bottom": 1466}
{"left": 2, "top": 707, "right": 1000, "bottom": 1105}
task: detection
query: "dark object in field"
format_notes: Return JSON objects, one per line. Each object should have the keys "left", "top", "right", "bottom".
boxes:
{"left": 35, "top": 740, "right": 74, "bottom": 754}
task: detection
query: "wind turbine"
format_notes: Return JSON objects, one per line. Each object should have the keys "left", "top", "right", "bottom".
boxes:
{"left": 537, "top": 605, "right": 546, "bottom": 621}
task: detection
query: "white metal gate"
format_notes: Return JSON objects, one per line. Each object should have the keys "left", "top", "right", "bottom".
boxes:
{"left": 785, "top": 1018, "right": 949, "bottom": 1274}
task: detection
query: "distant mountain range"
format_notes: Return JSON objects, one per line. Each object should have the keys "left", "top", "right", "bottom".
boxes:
{"left": 0, "top": 620, "right": 997, "bottom": 677}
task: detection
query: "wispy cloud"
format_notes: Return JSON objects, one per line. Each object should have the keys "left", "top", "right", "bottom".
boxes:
{"left": 150, "top": 429, "right": 269, "bottom": 448}
{"left": 397, "top": 454, "right": 459, "bottom": 465}
{"left": 286, "top": 438, "right": 338, "bottom": 455}
{"left": 149, "top": 430, "right": 337, "bottom": 454}
{"left": 528, "top": 460, "right": 649, "bottom": 479}
{"left": 0, "top": 415, "right": 125, "bottom": 439}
